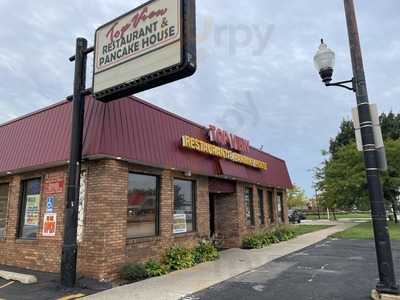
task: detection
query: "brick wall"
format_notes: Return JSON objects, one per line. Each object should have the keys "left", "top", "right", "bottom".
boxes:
{"left": 0, "top": 159, "right": 288, "bottom": 281}
{"left": 124, "top": 167, "right": 210, "bottom": 272}
{"left": 0, "top": 167, "right": 67, "bottom": 273}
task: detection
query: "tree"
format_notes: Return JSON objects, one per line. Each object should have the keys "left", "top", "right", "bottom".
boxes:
{"left": 381, "top": 139, "right": 400, "bottom": 223}
{"left": 287, "top": 185, "right": 308, "bottom": 209}
{"left": 329, "top": 119, "right": 355, "bottom": 156}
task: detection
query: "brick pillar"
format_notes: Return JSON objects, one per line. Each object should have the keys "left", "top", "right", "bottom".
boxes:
{"left": 282, "top": 190, "right": 289, "bottom": 225}
{"left": 252, "top": 185, "right": 261, "bottom": 227}
{"left": 78, "top": 159, "right": 128, "bottom": 281}
{"left": 273, "top": 188, "right": 280, "bottom": 225}
{"left": 196, "top": 177, "right": 209, "bottom": 238}
{"left": 159, "top": 170, "right": 173, "bottom": 238}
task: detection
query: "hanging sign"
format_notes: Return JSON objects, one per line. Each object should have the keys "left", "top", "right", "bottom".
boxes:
{"left": 42, "top": 213, "right": 57, "bottom": 237}
{"left": 93, "top": 0, "right": 196, "bottom": 102}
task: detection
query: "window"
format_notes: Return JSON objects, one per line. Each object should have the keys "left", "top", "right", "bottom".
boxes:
{"left": 127, "top": 173, "right": 159, "bottom": 239}
{"left": 267, "top": 191, "right": 274, "bottom": 224}
{"left": 277, "top": 192, "right": 284, "bottom": 222}
{"left": 244, "top": 187, "right": 255, "bottom": 226}
{"left": 19, "top": 178, "right": 41, "bottom": 239}
{"left": 173, "top": 179, "right": 195, "bottom": 234}
{"left": 0, "top": 183, "right": 9, "bottom": 239}
{"left": 258, "top": 189, "right": 265, "bottom": 225}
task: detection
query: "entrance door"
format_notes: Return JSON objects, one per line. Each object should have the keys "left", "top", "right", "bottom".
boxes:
{"left": 209, "top": 194, "right": 216, "bottom": 237}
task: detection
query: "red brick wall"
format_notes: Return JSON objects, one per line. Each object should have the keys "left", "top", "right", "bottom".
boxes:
{"left": 0, "top": 159, "right": 288, "bottom": 281}
{"left": 124, "top": 168, "right": 210, "bottom": 271}
{"left": 0, "top": 167, "right": 67, "bottom": 273}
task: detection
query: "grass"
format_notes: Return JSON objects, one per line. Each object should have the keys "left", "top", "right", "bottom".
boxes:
{"left": 305, "top": 212, "right": 371, "bottom": 221}
{"left": 290, "top": 224, "right": 333, "bottom": 236}
{"left": 332, "top": 221, "right": 400, "bottom": 240}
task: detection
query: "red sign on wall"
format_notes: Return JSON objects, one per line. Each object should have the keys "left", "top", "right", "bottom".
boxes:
{"left": 209, "top": 125, "right": 250, "bottom": 153}
{"left": 44, "top": 179, "right": 64, "bottom": 194}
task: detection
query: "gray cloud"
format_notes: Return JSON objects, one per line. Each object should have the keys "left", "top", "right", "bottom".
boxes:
{"left": 1, "top": 0, "right": 400, "bottom": 195}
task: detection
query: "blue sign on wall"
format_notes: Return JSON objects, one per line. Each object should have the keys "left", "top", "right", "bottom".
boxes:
{"left": 46, "top": 196, "right": 55, "bottom": 212}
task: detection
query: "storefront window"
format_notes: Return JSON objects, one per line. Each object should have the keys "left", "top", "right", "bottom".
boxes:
{"left": 244, "top": 187, "right": 255, "bottom": 226}
{"left": 267, "top": 191, "right": 274, "bottom": 223}
{"left": 277, "top": 192, "right": 284, "bottom": 222}
{"left": 173, "top": 179, "right": 195, "bottom": 234}
{"left": 0, "top": 183, "right": 9, "bottom": 239}
{"left": 127, "top": 173, "right": 159, "bottom": 239}
{"left": 258, "top": 189, "right": 265, "bottom": 225}
{"left": 19, "top": 178, "right": 41, "bottom": 239}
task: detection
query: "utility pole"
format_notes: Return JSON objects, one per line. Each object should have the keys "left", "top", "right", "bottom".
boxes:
{"left": 61, "top": 37, "right": 88, "bottom": 287}
{"left": 344, "top": 0, "right": 399, "bottom": 294}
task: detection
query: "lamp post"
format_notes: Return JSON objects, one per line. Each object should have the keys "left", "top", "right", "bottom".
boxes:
{"left": 313, "top": 0, "right": 399, "bottom": 296}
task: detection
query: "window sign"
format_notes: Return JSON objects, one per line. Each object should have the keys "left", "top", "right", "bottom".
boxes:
{"left": 25, "top": 195, "right": 40, "bottom": 226}
{"left": 173, "top": 214, "right": 187, "bottom": 234}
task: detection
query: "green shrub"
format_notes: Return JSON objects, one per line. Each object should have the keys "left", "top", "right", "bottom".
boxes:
{"left": 242, "top": 227, "right": 296, "bottom": 249}
{"left": 120, "top": 263, "right": 148, "bottom": 282}
{"left": 193, "top": 240, "right": 219, "bottom": 263}
{"left": 243, "top": 233, "right": 264, "bottom": 249}
{"left": 163, "top": 246, "right": 195, "bottom": 270}
{"left": 144, "top": 260, "right": 169, "bottom": 277}
{"left": 274, "top": 227, "right": 295, "bottom": 241}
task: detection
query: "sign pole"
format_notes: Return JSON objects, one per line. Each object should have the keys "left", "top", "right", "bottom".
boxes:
{"left": 61, "top": 37, "right": 88, "bottom": 287}
{"left": 343, "top": 0, "right": 399, "bottom": 295}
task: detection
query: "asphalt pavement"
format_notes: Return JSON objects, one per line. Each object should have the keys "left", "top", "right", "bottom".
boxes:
{"left": 188, "top": 239, "right": 400, "bottom": 300}
{"left": 0, "top": 265, "right": 111, "bottom": 300}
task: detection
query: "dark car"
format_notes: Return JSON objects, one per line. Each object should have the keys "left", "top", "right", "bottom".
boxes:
{"left": 288, "top": 209, "right": 302, "bottom": 224}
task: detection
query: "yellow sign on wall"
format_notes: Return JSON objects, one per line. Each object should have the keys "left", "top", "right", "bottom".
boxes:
{"left": 181, "top": 135, "right": 267, "bottom": 170}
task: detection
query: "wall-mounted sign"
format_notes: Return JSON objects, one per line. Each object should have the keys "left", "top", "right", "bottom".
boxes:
{"left": 209, "top": 125, "right": 250, "bottom": 153}
{"left": 42, "top": 213, "right": 57, "bottom": 237}
{"left": 46, "top": 196, "right": 55, "bottom": 213}
{"left": 182, "top": 135, "right": 268, "bottom": 170}
{"left": 93, "top": 0, "right": 196, "bottom": 102}
{"left": 173, "top": 214, "right": 187, "bottom": 234}
{"left": 44, "top": 179, "right": 64, "bottom": 194}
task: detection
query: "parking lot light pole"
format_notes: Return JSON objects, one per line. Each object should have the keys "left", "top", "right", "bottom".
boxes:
{"left": 313, "top": 0, "right": 399, "bottom": 296}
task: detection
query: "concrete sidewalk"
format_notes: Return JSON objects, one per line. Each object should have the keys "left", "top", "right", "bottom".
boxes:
{"left": 84, "top": 222, "right": 356, "bottom": 300}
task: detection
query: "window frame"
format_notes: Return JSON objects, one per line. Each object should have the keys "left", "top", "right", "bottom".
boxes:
{"left": 267, "top": 190, "right": 275, "bottom": 224}
{"left": 257, "top": 188, "right": 265, "bottom": 225}
{"left": 0, "top": 182, "right": 10, "bottom": 240}
{"left": 277, "top": 191, "right": 284, "bottom": 223}
{"left": 244, "top": 186, "right": 255, "bottom": 226}
{"left": 18, "top": 177, "right": 42, "bottom": 240}
{"left": 173, "top": 178, "right": 197, "bottom": 234}
{"left": 127, "top": 171, "right": 161, "bottom": 239}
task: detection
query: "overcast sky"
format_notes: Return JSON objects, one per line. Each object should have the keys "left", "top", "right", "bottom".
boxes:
{"left": 0, "top": 0, "right": 399, "bottom": 196}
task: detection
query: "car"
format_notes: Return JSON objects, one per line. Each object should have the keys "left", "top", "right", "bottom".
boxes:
{"left": 288, "top": 209, "right": 301, "bottom": 224}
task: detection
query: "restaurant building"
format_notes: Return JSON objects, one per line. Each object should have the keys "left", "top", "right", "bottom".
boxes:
{"left": 0, "top": 96, "right": 292, "bottom": 281}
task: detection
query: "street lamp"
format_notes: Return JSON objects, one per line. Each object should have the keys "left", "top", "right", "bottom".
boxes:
{"left": 314, "top": 39, "right": 355, "bottom": 91}
{"left": 313, "top": 0, "right": 399, "bottom": 297}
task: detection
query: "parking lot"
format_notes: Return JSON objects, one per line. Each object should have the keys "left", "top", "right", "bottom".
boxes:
{"left": 0, "top": 265, "right": 110, "bottom": 300}
{"left": 190, "top": 239, "right": 400, "bottom": 300}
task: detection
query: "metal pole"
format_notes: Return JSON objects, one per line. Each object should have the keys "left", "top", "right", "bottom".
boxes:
{"left": 61, "top": 37, "right": 88, "bottom": 287}
{"left": 343, "top": 0, "right": 399, "bottom": 294}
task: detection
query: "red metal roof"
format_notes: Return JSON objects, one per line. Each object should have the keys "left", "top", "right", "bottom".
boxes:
{"left": 0, "top": 96, "right": 292, "bottom": 189}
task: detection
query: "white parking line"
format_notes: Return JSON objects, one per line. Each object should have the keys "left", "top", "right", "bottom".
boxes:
{"left": 0, "top": 280, "right": 15, "bottom": 289}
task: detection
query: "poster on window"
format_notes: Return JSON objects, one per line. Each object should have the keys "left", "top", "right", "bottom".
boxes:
{"left": 42, "top": 213, "right": 57, "bottom": 237}
{"left": 173, "top": 214, "right": 187, "bottom": 234}
{"left": 25, "top": 195, "right": 40, "bottom": 226}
